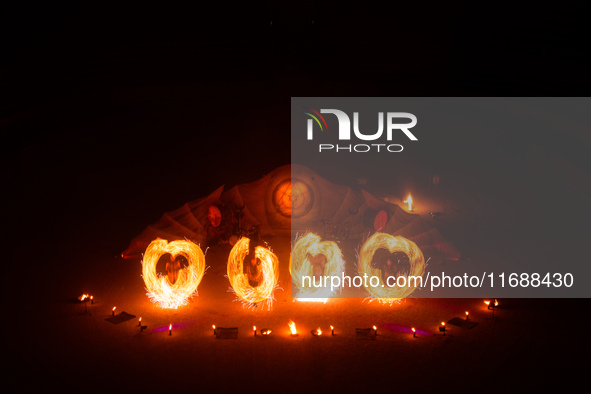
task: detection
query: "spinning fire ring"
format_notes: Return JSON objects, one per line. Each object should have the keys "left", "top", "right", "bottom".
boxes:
{"left": 290, "top": 233, "right": 345, "bottom": 300}
{"left": 142, "top": 239, "right": 206, "bottom": 309}
{"left": 227, "top": 237, "right": 279, "bottom": 307}
{"left": 358, "top": 232, "right": 425, "bottom": 302}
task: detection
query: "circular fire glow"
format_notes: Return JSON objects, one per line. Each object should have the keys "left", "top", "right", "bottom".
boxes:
{"left": 358, "top": 232, "right": 425, "bottom": 302}
{"left": 142, "top": 238, "right": 206, "bottom": 309}
{"left": 290, "top": 232, "right": 345, "bottom": 301}
{"left": 273, "top": 178, "right": 314, "bottom": 218}
{"left": 227, "top": 237, "right": 279, "bottom": 308}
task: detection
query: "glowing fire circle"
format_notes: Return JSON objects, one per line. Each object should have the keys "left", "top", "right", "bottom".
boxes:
{"left": 142, "top": 239, "right": 206, "bottom": 309}
{"left": 272, "top": 178, "right": 314, "bottom": 218}
{"left": 227, "top": 237, "right": 279, "bottom": 308}
{"left": 358, "top": 232, "right": 425, "bottom": 302}
{"left": 290, "top": 233, "right": 345, "bottom": 301}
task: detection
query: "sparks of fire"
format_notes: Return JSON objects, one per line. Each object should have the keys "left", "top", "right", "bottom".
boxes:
{"left": 227, "top": 237, "right": 279, "bottom": 309}
{"left": 403, "top": 194, "right": 413, "bottom": 211}
{"left": 314, "top": 327, "right": 322, "bottom": 336}
{"left": 290, "top": 233, "right": 345, "bottom": 303}
{"left": 142, "top": 238, "right": 206, "bottom": 309}
{"left": 79, "top": 294, "right": 89, "bottom": 301}
{"left": 289, "top": 320, "right": 298, "bottom": 336}
{"left": 357, "top": 232, "right": 425, "bottom": 303}
{"left": 261, "top": 329, "right": 272, "bottom": 336}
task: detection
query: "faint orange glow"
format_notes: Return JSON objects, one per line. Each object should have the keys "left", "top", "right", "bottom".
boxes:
{"left": 227, "top": 237, "right": 279, "bottom": 309}
{"left": 142, "top": 239, "right": 206, "bottom": 309}
{"left": 403, "top": 194, "right": 414, "bottom": 211}
{"left": 274, "top": 179, "right": 314, "bottom": 218}
{"left": 358, "top": 232, "right": 425, "bottom": 303}
{"left": 289, "top": 320, "right": 298, "bottom": 335}
{"left": 290, "top": 233, "right": 345, "bottom": 302}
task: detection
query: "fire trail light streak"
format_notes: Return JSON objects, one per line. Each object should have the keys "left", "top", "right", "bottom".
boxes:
{"left": 142, "top": 239, "right": 206, "bottom": 309}
{"left": 290, "top": 233, "right": 345, "bottom": 303}
{"left": 358, "top": 232, "right": 425, "bottom": 303}
{"left": 227, "top": 237, "right": 279, "bottom": 309}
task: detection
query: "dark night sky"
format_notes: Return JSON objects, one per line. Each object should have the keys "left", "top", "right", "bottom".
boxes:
{"left": 4, "top": 4, "right": 590, "bottom": 278}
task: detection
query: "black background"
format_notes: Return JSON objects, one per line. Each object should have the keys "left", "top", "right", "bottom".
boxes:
{"left": 6, "top": 3, "right": 589, "bottom": 272}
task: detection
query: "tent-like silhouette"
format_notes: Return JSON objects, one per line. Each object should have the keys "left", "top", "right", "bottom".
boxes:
{"left": 122, "top": 164, "right": 460, "bottom": 263}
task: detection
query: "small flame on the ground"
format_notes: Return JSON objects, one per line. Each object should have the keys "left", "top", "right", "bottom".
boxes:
{"left": 289, "top": 320, "right": 298, "bottom": 335}
{"left": 261, "top": 329, "right": 272, "bottom": 336}
{"left": 79, "top": 294, "right": 89, "bottom": 301}
{"left": 403, "top": 194, "right": 414, "bottom": 211}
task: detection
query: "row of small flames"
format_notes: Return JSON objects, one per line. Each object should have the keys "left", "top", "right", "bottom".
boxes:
{"left": 80, "top": 293, "right": 498, "bottom": 337}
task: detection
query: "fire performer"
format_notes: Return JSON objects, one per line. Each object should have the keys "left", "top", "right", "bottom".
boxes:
{"left": 243, "top": 226, "right": 263, "bottom": 287}
{"left": 307, "top": 252, "right": 327, "bottom": 281}
{"left": 372, "top": 249, "right": 408, "bottom": 286}
{"left": 166, "top": 255, "right": 181, "bottom": 284}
